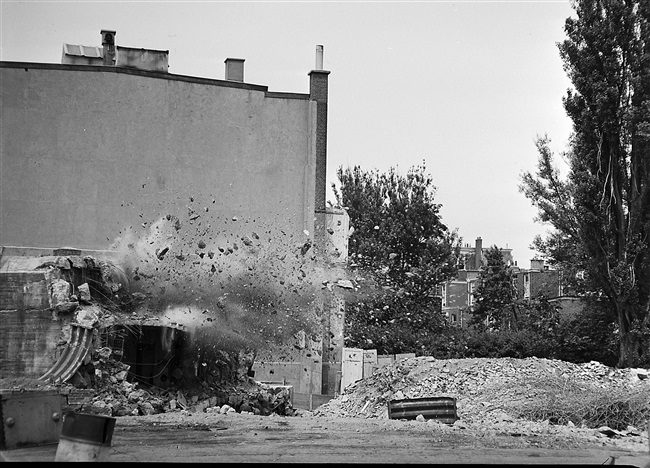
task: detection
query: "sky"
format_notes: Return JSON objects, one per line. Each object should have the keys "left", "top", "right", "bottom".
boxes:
{"left": 1, "top": 0, "right": 576, "bottom": 267}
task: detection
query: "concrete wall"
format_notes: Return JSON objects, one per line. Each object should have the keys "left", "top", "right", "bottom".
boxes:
{"left": 0, "top": 59, "right": 347, "bottom": 395}
{"left": 0, "top": 63, "right": 314, "bottom": 250}
{"left": 0, "top": 309, "right": 65, "bottom": 378}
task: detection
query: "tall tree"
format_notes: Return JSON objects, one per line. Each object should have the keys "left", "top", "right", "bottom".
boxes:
{"left": 332, "top": 163, "right": 460, "bottom": 293}
{"left": 332, "top": 163, "right": 461, "bottom": 352}
{"left": 520, "top": 0, "right": 650, "bottom": 367}
{"left": 471, "top": 246, "right": 517, "bottom": 330}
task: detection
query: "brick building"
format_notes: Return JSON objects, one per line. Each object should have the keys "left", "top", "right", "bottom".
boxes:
{"left": 439, "top": 237, "right": 514, "bottom": 327}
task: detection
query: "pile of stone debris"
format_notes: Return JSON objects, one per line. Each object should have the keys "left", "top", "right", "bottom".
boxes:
{"left": 64, "top": 347, "right": 295, "bottom": 418}
{"left": 1, "top": 349, "right": 294, "bottom": 419}
{"left": 313, "top": 356, "right": 650, "bottom": 445}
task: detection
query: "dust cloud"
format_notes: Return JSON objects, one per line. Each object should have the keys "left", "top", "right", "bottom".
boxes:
{"left": 109, "top": 191, "right": 336, "bottom": 358}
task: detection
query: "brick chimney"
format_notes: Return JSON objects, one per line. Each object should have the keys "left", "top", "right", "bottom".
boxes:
{"left": 309, "top": 45, "right": 330, "bottom": 262}
{"left": 474, "top": 237, "right": 483, "bottom": 270}
{"left": 224, "top": 58, "right": 245, "bottom": 82}
{"left": 309, "top": 45, "right": 330, "bottom": 213}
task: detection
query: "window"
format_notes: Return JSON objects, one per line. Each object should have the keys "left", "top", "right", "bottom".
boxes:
{"left": 524, "top": 273, "right": 530, "bottom": 299}
{"left": 468, "top": 281, "right": 475, "bottom": 306}
{"left": 434, "top": 283, "right": 447, "bottom": 308}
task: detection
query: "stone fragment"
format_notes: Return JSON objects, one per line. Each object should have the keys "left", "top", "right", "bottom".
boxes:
{"left": 220, "top": 404, "right": 234, "bottom": 414}
{"left": 50, "top": 278, "right": 72, "bottom": 306}
{"left": 77, "top": 283, "right": 92, "bottom": 302}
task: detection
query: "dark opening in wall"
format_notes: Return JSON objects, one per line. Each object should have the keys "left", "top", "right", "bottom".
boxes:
{"left": 102, "top": 325, "right": 187, "bottom": 388}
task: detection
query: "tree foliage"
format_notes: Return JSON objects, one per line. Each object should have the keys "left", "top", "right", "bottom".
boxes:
{"left": 332, "top": 163, "right": 461, "bottom": 353}
{"left": 332, "top": 163, "right": 460, "bottom": 294}
{"left": 519, "top": 0, "right": 650, "bottom": 367}
{"left": 343, "top": 293, "right": 446, "bottom": 355}
{"left": 471, "top": 246, "right": 517, "bottom": 329}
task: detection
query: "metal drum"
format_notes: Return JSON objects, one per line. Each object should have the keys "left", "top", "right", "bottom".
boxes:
{"left": 54, "top": 412, "right": 115, "bottom": 462}
{"left": 388, "top": 396, "right": 458, "bottom": 424}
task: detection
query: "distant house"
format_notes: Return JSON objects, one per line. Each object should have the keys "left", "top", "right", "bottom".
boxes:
{"left": 438, "top": 237, "right": 514, "bottom": 327}
{"left": 513, "top": 259, "right": 584, "bottom": 320}
{"left": 438, "top": 238, "right": 585, "bottom": 327}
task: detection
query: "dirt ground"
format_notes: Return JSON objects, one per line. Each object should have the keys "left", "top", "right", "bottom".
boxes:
{"left": 2, "top": 410, "right": 650, "bottom": 465}
{"left": 3, "top": 356, "right": 649, "bottom": 464}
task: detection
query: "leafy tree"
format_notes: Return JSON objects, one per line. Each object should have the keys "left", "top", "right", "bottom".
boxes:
{"left": 343, "top": 293, "right": 446, "bottom": 355}
{"left": 470, "top": 246, "right": 517, "bottom": 330}
{"left": 519, "top": 0, "right": 650, "bottom": 367}
{"left": 553, "top": 297, "right": 620, "bottom": 366}
{"left": 515, "top": 295, "right": 562, "bottom": 342}
{"left": 332, "top": 163, "right": 460, "bottom": 294}
{"left": 332, "top": 163, "right": 461, "bottom": 352}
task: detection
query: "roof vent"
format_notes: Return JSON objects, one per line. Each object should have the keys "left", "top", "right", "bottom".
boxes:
{"left": 224, "top": 58, "right": 244, "bottom": 82}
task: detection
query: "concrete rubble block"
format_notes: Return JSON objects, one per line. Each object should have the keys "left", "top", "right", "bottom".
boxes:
{"left": 219, "top": 404, "right": 235, "bottom": 414}
{"left": 74, "top": 305, "right": 102, "bottom": 328}
{"left": 50, "top": 278, "right": 72, "bottom": 306}
{"left": 139, "top": 402, "right": 156, "bottom": 415}
{"left": 68, "top": 256, "right": 86, "bottom": 269}
{"left": 55, "top": 257, "right": 71, "bottom": 269}
{"left": 77, "top": 283, "right": 91, "bottom": 302}
{"left": 53, "top": 301, "right": 78, "bottom": 314}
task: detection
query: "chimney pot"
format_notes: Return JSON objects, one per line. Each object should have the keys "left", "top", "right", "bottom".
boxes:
{"left": 225, "top": 58, "right": 245, "bottom": 82}
{"left": 315, "top": 45, "right": 324, "bottom": 70}
{"left": 100, "top": 29, "right": 116, "bottom": 66}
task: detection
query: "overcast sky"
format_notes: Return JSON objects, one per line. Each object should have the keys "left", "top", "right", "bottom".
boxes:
{"left": 1, "top": 0, "right": 576, "bottom": 266}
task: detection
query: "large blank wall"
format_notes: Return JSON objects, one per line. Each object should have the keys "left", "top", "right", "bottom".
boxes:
{"left": 1, "top": 65, "right": 314, "bottom": 250}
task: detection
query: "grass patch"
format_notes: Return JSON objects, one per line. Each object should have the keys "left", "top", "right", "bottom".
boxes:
{"left": 509, "top": 376, "right": 649, "bottom": 430}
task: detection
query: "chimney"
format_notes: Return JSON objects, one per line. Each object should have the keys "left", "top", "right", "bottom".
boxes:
{"left": 474, "top": 237, "right": 482, "bottom": 269}
{"left": 100, "top": 29, "right": 116, "bottom": 66}
{"left": 309, "top": 45, "right": 330, "bottom": 213}
{"left": 225, "top": 58, "right": 245, "bottom": 82}
{"left": 530, "top": 258, "right": 545, "bottom": 271}
{"left": 309, "top": 45, "right": 331, "bottom": 262}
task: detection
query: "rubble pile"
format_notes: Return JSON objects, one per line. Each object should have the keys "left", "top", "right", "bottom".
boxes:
{"left": 61, "top": 347, "right": 295, "bottom": 418}
{"left": 314, "top": 356, "right": 649, "bottom": 429}
{"left": 1, "top": 350, "right": 294, "bottom": 419}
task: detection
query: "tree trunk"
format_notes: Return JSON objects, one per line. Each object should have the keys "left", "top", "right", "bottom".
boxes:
{"left": 617, "top": 301, "right": 641, "bottom": 368}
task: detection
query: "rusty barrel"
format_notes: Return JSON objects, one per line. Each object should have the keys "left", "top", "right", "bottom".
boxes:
{"left": 54, "top": 412, "right": 115, "bottom": 462}
{"left": 388, "top": 397, "right": 458, "bottom": 423}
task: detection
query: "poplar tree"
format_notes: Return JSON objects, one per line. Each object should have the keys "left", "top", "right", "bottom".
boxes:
{"left": 520, "top": 0, "right": 650, "bottom": 367}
